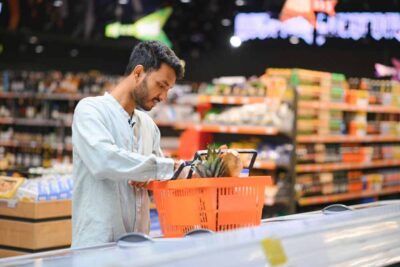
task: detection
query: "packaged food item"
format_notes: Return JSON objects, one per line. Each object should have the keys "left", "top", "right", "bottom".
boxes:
{"left": 0, "top": 176, "right": 25, "bottom": 199}
{"left": 16, "top": 174, "right": 73, "bottom": 202}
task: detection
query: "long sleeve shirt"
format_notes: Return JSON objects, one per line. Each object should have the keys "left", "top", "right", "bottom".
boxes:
{"left": 71, "top": 92, "right": 174, "bottom": 248}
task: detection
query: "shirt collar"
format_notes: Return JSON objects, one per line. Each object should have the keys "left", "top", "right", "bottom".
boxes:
{"left": 104, "top": 92, "right": 132, "bottom": 120}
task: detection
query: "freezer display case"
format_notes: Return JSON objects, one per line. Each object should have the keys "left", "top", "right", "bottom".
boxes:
{"left": 0, "top": 200, "right": 399, "bottom": 267}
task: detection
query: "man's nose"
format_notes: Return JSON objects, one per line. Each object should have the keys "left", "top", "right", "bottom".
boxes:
{"left": 159, "top": 91, "right": 168, "bottom": 101}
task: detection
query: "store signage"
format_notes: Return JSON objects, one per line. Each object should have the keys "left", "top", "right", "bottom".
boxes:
{"left": 280, "top": 0, "right": 337, "bottom": 27}
{"left": 105, "top": 7, "right": 172, "bottom": 47}
{"left": 234, "top": 12, "right": 400, "bottom": 45}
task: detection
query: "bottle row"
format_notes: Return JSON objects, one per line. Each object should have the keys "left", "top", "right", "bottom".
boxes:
{"left": 0, "top": 146, "right": 71, "bottom": 170}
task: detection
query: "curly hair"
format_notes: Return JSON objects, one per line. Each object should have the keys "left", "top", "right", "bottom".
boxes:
{"left": 125, "top": 41, "right": 184, "bottom": 79}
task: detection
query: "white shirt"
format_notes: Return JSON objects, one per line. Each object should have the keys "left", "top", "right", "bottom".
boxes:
{"left": 71, "top": 92, "right": 174, "bottom": 248}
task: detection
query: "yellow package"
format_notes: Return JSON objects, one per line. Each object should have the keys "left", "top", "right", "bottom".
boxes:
{"left": 0, "top": 176, "right": 25, "bottom": 199}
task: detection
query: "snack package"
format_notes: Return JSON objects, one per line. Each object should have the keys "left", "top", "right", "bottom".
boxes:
{"left": 0, "top": 176, "right": 25, "bottom": 199}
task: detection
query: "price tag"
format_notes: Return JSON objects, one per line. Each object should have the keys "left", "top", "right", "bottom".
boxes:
{"left": 260, "top": 238, "right": 288, "bottom": 266}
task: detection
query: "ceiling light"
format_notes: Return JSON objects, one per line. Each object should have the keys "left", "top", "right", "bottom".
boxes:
{"left": 230, "top": 36, "right": 242, "bottom": 47}
{"left": 289, "top": 36, "right": 299, "bottom": 45}
{"left": 70, "top": 49, "right": 79, "bottom": 57}
{"left": 35, "top": 45, "right": 44, "bottom": 54}
{"left": 221, "top": 19, "right": 231, "bottom": 27}
{"left": 29, "top": 36, "right": 38, "bottom": 44}
{"left": 53, "top": 0, "right": 63, "bottom": 7}
{"left": 235, "top": 0, "right": 245, "bottom": 6}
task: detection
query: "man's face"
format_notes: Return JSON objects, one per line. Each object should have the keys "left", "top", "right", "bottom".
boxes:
{"left": 132, "top": 63, "right": 177, "bottom": 111}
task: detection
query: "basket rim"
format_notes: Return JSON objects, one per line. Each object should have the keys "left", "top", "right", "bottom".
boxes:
{"left": 148, "top": 176, "right": 272, "bottom": 190}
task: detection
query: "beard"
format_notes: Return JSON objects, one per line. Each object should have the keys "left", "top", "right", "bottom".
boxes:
{"left": 132, "top": 76, "right": 151, "bottom": 111}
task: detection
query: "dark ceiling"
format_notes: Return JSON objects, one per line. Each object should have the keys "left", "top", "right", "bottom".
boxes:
{"left": 0, "top": 0, "right": 399, "bottom": 80}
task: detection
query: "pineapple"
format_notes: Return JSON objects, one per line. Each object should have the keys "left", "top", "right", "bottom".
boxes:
{"left": 192, "top": 144, "right": 243, "bottom": 178}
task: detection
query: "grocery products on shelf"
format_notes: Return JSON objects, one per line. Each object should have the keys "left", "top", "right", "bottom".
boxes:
{"left": 204, "top": 102, "right": 293, "bottom": 133}
{"left": 1, "top": 68, "right": 399, "bottom": 209}
{"left": 297, "top": 143, "right": 400, "bottom": 164}
{"left": 296, "top": 169, "right": 400, "bottom": 198}
{"left": 1, "top": 70, "right": 119, "bottom": 95}
{"left": 265, "top": 68, "right": 400, "bottom": 207}
{"left": 348, "top": 78, "right": 400, "bottom": 107}
{"left": 230, "top": 138, "right": 292, "bottom": 167}
{"left": 148, "top": 102, "right": 200, "bottom": 125}
{"left": 199, "top": 76, "right": 284, "bottom": 98}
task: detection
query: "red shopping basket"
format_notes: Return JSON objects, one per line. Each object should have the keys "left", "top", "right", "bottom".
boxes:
{"left": 149, "top": 176, "right": 272, "bottom": 237}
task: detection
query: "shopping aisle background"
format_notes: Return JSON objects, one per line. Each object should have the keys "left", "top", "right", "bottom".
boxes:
{"left": 0, "top": 0, "right": 399, "bottom": 257}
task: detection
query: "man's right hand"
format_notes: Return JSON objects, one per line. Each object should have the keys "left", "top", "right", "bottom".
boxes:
{"left": 128, "top": 180, "right": 149, "bottom": 188}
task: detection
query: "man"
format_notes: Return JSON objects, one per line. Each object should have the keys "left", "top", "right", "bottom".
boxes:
{"left": 71, "top": 41, "right": 184, "bottom": 248}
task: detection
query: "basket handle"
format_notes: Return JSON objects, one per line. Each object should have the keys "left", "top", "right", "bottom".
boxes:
{"left": 171, "top": 160, "right": 193, "bottom": 180}
{"left": 193, "top": 148, "right": 258, "bottom": 173}
{"left": 172, "top": 149, "right": 258, "bottom": 180}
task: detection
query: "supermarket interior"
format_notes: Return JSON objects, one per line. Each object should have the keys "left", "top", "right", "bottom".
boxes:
{"left": 0, "top": 0, "right": 400, "bottom": 266}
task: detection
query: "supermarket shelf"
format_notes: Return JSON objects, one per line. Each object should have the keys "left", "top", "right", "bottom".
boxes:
{"left": 297, "top": 159, "right": 400, "bottom": 173}
{"left": 0, "top": 140, "right": 45, "bottom": 148}
{"left": 298, "top": 135, "right": 400, "bottom": 143}
{"left": 0, "top": 118, "right": 64, "bottom": 127}
{"left": 298, "top": 186, "right": 400, "bottom": 206}
{"left": 198, "top": 95, "right": 280, "bottom": 105}
{"left": 0, "top": 117, "right": 14, "bottom": 124}
{"left": 0, "top": 92, "right": 93, "bottom": 101}
{"left": 0, "top": 140, "right": 73, "bottom": 151}
{"left": 299, "top": 101, "right": 400, "bottom": 114}
{"left": 0, "top": 92, "right": 35, "bottom": 99}
{"left": 179, "top": 124, "right": 280, "bottom": 135}
{"left": 0, "top": 167, "right": 31, "bottom": 173}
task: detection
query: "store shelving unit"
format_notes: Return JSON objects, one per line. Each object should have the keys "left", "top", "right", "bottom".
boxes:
{"left": 272, "top": 68, "right": 400, "bottom": 209}
{"left": 179, "top": 124, "right": 280, "bottom": 135}
{"left": 298, "top": 135, "right": 400, "bottom": 143}
{"left": 0, "top": 92, "right": 94, "bottom": 101}
{"left": 298, "top": 186, "right": 400, "bottom": 206}
{"left": 297, "top": 159, "right": 400, "bottom": 172}
{"left": 198, "top": 95, "right": 279, "bottom": 105}
{"left": 0, "top": 118, "right": 65, "bottom": 127}
{"left": 2, "top": 69, "right": 399, "bottom": 214}
{"left": 299, "top": 101, "right": 400, "bottom": 114}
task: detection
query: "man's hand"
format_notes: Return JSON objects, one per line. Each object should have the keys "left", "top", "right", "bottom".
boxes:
{"left": 128, "top": 180, "right": 150, "bottom": 188}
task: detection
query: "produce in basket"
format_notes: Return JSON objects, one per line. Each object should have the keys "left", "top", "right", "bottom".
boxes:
{"left": 193, "top": 144, "right": 243, "bottom": 178}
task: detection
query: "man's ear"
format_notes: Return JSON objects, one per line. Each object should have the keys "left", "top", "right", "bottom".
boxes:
{"left": 132, "top": 65, "right": 145, "bottom": 81}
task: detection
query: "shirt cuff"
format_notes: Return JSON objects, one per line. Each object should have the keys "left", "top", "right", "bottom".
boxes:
{"left": 156, "top": 157, "right": 174, "bottom": 180}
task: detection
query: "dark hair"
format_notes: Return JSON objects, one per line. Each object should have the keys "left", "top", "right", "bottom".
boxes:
{"left": 125, "top": 41, "right": 184, "bottom": 79}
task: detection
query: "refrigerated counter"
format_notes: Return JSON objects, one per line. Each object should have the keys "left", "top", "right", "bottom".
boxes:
{"left": 0, "top": 200, "right": 399, "bottom": 267}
